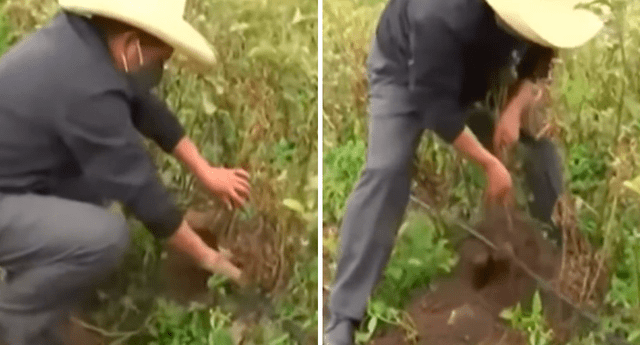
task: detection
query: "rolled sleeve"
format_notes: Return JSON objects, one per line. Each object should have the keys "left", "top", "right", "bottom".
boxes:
{"left": 60, "top": 91, "right": 183, "bottom": 238}
{"left": 130, "top": 91, "right": 185, "bottom": 153}
{"left": 407, "top": 10, "right": 467, "bottom": 143}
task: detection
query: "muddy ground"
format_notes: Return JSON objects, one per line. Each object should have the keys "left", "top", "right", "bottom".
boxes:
{"left": 370, "top": 206, "right": 601, "bottom": 345}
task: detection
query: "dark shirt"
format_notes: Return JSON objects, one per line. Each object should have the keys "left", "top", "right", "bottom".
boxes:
{"left": 369, "top": 0, "right": 551, "bottom": 143}
{"left": 0, "top": 12, "right": 185, "bottom": 238}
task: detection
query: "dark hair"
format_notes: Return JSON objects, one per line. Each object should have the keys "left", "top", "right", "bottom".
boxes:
{"left": 89, "top": 15, "right": 138, "bottom": 36}
{"left": 89, "top": 15, "right": 164, "bottom": 46}
{"left": 504, "top": 44, "right": 557, "bottom": 103}
{"left": 517, "top": 44, "right": 557, "bottom": 82}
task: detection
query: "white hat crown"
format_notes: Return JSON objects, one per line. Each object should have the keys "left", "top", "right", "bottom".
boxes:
{"left": 485, "top": 0, "right": 604, "bottom": 48}
{"left": 58, "top": 0, "right": 215, "bottom": 68}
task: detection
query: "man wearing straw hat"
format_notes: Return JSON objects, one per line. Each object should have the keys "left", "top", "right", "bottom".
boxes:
{"left": 324, "top": 0, "right": 603, "bottom": 344}
{"left": 0, "top": 0, "right": 251, "bottom": 343}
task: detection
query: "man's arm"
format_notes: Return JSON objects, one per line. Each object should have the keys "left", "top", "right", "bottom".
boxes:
{"left": 406, "top": 8, "right": 512, "bottom": 201}
{"left": 171, "top": 136, "right": 210, "bottom": 178}
{"left": 60, "top": 91, "right": 244, "bottom": 283}
{"left": 168, "top": 219, "right": 243, "bottom": 282}
{"left": 454, "top": 127, "right": 513, "bottom": 201}
{"left": 493, "top": 44, "right": 556, "bottom": 152}
{"left": 130, "top": 92, "right": 249, "bottom": 208}
{"left": 62, "top": 91, "right": 183, "bottom": 238}
{"left": 130, "top": 91, "right": 186, "bottom": 153}
{"left": 172, "top": 137, "right": 250, "bottom": 209}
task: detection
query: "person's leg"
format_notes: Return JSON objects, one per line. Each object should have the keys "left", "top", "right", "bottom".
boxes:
{"left": 0, "top": 193, "right": 130, "bottom": 345}
{"left": 325, "top": 90, "right": 424, "bottom": 345}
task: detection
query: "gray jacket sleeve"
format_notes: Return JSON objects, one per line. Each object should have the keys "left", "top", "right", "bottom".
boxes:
{"left": 59, "top": 90, "right": 183, "bottom": 239}
{"left": 407, "top": 9, "right": 467, "bottom": 143}
{"left": 130, "top": 91, "right": 186, "bottom": 153}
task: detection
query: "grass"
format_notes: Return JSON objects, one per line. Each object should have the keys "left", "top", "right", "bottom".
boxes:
{"left": 323, "top": 0, "right": 640, "bottom": 343}
{"left": 0, "top": 0, "right": 318, "bottom": 343}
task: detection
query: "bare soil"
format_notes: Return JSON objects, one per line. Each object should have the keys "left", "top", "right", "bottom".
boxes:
{"left": 161, "top": 206, "right": 289, "bottom": 304}
{"left": 370, "top": 207, "right": 568, "bottom": 345}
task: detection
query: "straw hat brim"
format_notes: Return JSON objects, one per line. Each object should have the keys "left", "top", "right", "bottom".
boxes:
{"left": 485, "top": 0, "right": 604, "bottom": 48}
{"left": 59, "top": 1, "right": 216, "bottom": 68}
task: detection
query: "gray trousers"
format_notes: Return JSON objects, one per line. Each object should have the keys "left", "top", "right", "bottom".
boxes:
{"left": 0, "top": 191, "right": 129, "bottom": 345}
{"left": 327, "top": 70, "right": 563, "bottom": 328}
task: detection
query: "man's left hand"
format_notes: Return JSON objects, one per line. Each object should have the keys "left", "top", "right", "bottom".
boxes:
{"left": 493, "top": 104, "right": 521, "bottom": 155}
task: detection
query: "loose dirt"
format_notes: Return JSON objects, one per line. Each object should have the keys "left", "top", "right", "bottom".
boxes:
{"left": 161, "top": 206, "right": 289, "bottom": 304}
{"left": 370, "top": 206, "right": 589, "bottom": 345}
{"left": 63, "top": 205, "right": 290, "bottom": 345}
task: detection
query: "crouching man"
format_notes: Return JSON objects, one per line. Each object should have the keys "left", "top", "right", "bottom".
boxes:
{"left": 0, "top": 0, "right": 250, "bottom": 344}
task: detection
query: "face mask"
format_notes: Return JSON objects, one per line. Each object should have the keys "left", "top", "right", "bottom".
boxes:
{"left": 121, "top": 40, "right": 165, "bottom": 91}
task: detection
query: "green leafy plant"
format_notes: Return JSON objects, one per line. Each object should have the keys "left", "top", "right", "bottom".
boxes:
{"left": 500, "top": 292, "right": 554, "bottom": 345}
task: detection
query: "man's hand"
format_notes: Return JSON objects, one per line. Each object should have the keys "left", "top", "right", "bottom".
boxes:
{"left": 493, "top": 80, "right": 537, "bottom": 155}
{"left": 172, "top": 137, "right": 251, "bottom": 209}
{"left": 483, "top": 158, "right": 513, "bottom": 204}
{"left": 493, "top": 104, "right": 521, "bottom": 156}
{"left": 198, "top": 167, "right": 250, "bottom": 209}
{"left": 167, "top": 219, "right": 248, "bottom": 287}
{"left": 453, "top": 127, "right": 513, "bottom": 205}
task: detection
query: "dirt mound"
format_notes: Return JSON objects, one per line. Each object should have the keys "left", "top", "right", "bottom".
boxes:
{"left": 161, "top": 206, "right": 289, "bottom": 304}
{"left": 370, "top": 208, "right": 563, "bottom": 345}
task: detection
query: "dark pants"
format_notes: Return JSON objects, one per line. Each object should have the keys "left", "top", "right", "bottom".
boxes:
{"left": 326, "top": 43, "right": 563, "bottom": 342}
{"left": 0, "top": 188, "right": 130, "bottom": 345}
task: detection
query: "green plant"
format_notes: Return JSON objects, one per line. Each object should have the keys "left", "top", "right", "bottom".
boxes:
{"left": 500, "top": 291, "right": 554, "bottom": 345}
{"left": 322, "top": 139, "right": 366, "bottom": 223}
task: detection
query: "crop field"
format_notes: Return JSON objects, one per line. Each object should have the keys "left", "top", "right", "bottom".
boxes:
{"left": 323, "top": 0, "right": 640, "bottom": 344}
{"left": 0, "top": 0, "right": 318, "bottom": 344}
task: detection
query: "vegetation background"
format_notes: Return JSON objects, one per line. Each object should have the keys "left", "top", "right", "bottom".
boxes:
{"left": 0, "top": 0, "right": 318, "bottom": 344}
{"left": 323, "top": 0, "right": 640, "bottom": 344}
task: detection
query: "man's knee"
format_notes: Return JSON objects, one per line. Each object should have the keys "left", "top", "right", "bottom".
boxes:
{"left": 78, "top": 206, "right": 130, "bottom": 269}
{"left": 360, "top": 162, "right": 412, "bottom": 186}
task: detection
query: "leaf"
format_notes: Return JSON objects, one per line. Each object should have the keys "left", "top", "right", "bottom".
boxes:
{"left": 624, "top": 175, "right": 640, "bottom": 196}
{"left": 408, "top": 258, "right": 423, "bottom": 267}
{"left": 269, "top": 333, "right": 289, "bottom": 345}
{"left": 211, "top": 329, "right": 233, "bottom": 345}
{"left": 283, "top": 198, "right": 306, "bottom": 214}
{"left": 387, "top": 266, "right": 403, "bottom": 281}
{"left": 292, "top": 7, "right": 302, "bottom": 24}
{"left": 202, "top": 93, "right": 217, "bottom": 116}
{"left": 500, "top": 308, "right": 514, "bottom": 321}
{"left": 370, "top": 300, "right": 386, "bottom": 315}
{"left": 628, "top": 329, "right": 640, "bottom": 342}
{"left": 532, "top": 291, "right": 542, "bottom": 315}
{"left": 367, "top": 316, "right": 378, "bottom": 334}
{"left": 229, "top": 22, "right": 250, "bottom": 33}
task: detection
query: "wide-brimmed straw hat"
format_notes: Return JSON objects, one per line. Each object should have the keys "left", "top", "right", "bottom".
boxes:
{"left": 485, "top": 0, "right": 604, "bottom": 48}
{"left": 58, "top": 0, "right": 215, "bottom": 68}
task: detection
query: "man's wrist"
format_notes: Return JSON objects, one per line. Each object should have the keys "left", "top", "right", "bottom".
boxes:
{"left": 200, "top": 249, "right": 242, "bottom": 282}
{"left": 453, "top": 128, "right": 500, "bottom": 170}
{"left": 481, "top": 154, "right": 500, "bottom": 172}
{"left": 172, "top": 137, "right": 211, "bottom": 178}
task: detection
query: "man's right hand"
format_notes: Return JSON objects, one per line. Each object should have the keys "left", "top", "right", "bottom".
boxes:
{"left": 168, "top": 220, "right": 247, "bottom": 287}
{"left": 483, "top": 157, "right": 513, "bottom": 204}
